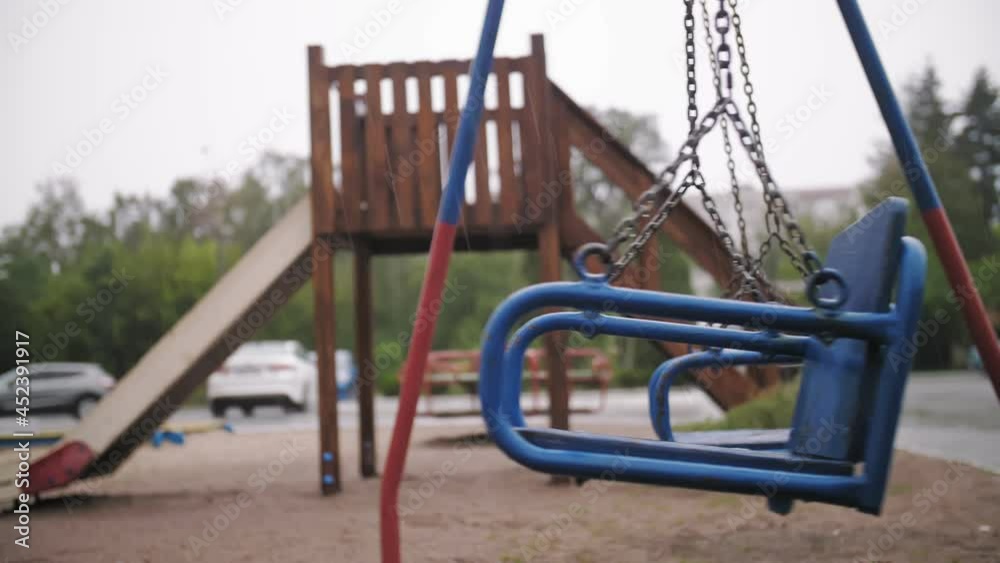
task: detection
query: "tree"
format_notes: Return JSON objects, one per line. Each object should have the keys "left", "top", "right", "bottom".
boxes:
{"left": 860, "top": 65, "right": 1000, "bottom": 367}
{"left": 572, "top": 108, "right": 669, "bottom": 235}
{"left": 954, "top": 68, "right": 1000, "bottom": 230}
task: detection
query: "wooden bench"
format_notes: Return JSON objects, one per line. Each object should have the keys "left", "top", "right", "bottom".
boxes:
{"left": 404, "top": 348, "right": 612, "bottom": 416}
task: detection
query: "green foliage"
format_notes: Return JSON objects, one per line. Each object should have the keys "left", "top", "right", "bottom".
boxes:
{"left": 676, "top": 379, "right": 800, "bottom": 432}
{"left": 13, "top": 64, "right": 995, "bottom": 398}
{"left": 1, "top": 105, "right": 676, "bottom": 390}
{"left": 858, "top": 65, "right": 1000, "bottom": 368}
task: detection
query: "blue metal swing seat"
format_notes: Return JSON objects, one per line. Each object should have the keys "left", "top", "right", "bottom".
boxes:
{"left": 479, "top": 198, "right": 926, "bottom": 515}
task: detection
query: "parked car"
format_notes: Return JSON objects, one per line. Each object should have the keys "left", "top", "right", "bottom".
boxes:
{"left": 207, "top": 340, "right": 316, "bottom": 417}
{"left": 0, "top": 362, "right": 116, "bottom": 419}
{"left": 967, "top": 345, "right": 984, "bottom": 372}
{"left": 306, "top": 349, "right": 359, "bottom": 400}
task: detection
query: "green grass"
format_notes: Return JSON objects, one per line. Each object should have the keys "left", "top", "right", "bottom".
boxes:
{"left": 676, "top": 379, "right": 800, "bottom": 432}
{"left": 184, "top": 383, "right": 209, "bottom": 406}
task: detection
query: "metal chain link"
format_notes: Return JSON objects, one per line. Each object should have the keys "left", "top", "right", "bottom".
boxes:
{"left": 727, "top": 0, "right": 820, "bottom": 282}
{"left": 603, "top": 0, "right": 822, "bottom": 289}
{"left": 685, "top": 0, "right": 753, "bottom": 295}
{"left": 700, "top": 0, "right": 762, "bottom": 301}
{"left": 607, "top": 100, "right": 730, "bottom": 277}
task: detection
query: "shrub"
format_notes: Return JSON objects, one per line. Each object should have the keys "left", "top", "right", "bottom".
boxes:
{"left": 677, "top": 379, "right": 800, "bottom": 432}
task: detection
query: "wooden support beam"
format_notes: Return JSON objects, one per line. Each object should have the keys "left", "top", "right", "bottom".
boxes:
{"left": 355, "top": 239, "right": 377, "bottom": 478}
{"left": 388, "top": 63, "right": 416, "bottom": 230}
{"left": 337, "top": 66, "right": 362, "bottom": 232}
{"left": 308, "top": 46, "right": 335, "bottom": 234}
{"left": 526, "top": 35, "right": 571, "bottom": 450}
{"left": 312, "top": 240, "right": 341, "bottom": 495}
{"left": 364, "top": 64, "right": 391, "bottom": 231}
{"left": 309, "top": 46, "right": 342, "bottom": 495}
{"left": 493, "top": 57, "right": 519, "bottom": 224}
{"left": 414, "top": 62, "right": 441, "bottom": 229}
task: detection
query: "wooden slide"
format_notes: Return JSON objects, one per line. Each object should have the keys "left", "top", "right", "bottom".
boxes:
{"left": 0, "top": 197, "right": 315, "bottom": 505}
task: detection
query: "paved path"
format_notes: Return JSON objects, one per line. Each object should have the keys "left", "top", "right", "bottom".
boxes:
{"left": 895, "top": 371, "right": 999, "bottom": 471}
{"left": 4, "top": 371, "right": 996, "bottom": 470}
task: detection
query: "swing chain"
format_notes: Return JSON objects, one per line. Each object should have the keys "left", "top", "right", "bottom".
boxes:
{"left": 700, "top": 0, "right": 764, "bottom": 301}
{"left": 687, "top": 0, "right": 754, "bottom": 293}
{"left": 725, "top": 0, "right": 820, "bottom": 282}
{"left": 603, "top": 0, "right": 823, "bottom": 291}
{"left": 606, "top": 101, "right": 732, "bottom": 278}
{"left": 684, "top": 0, "right": 699, "bottom": 137}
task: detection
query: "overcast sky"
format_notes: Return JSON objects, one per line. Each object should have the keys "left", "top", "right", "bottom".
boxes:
{"left": 2, "top": 0, "right": 998, "bottom": 229}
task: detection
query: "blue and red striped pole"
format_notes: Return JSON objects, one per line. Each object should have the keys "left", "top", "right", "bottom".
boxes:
{"left": 380, "top": 2, "right": 506, "bottom": 561}
{"left": 839, "top": 0, "right": 1000, "bottom": 401}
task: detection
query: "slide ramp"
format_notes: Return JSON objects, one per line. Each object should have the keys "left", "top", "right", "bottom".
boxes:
{"left": 1, "top": 197, "right": 314, "bottom": 505}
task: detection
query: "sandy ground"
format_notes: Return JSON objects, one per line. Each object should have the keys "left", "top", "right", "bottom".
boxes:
{"left": 1, "top": 420, "right": 998, "bottom": 563}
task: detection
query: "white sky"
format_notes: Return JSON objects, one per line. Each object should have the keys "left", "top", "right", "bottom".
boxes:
{"left": 2, "top": 0, "right": 998, "bottom": 229}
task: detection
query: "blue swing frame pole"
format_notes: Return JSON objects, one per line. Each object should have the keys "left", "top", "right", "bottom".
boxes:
{"left": 379, "top": 1, "right": 505, "bottom": 562}
{"left": 837, "top": 0, "right": 1000, "bottom": 401}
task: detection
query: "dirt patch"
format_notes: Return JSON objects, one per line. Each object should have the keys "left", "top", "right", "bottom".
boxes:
{"left": 1, "top": 421, "right": 997, "bottom": 562}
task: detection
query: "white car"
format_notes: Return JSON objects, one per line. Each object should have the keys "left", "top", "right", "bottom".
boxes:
{"left": 208, "top": 340, "right": 315, "bottom": 417}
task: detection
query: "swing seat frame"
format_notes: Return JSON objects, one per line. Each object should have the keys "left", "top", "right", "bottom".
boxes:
{"left": 648, "top": 349, "right": 796, "bottom": 447}
{"left": 479, "top": 198, "right": 926, "bottom": 515}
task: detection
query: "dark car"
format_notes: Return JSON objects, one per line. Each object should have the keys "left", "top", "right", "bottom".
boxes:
{"left": 0, "top": 362, "right": 116, "bottom": 419}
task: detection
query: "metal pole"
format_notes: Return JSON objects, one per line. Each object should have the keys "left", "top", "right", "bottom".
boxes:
{"left": 379, "top": 2, "right": 506, "bottom": 561}
{"left": 837, "top": 0, "right": 1000, "bottom": 401}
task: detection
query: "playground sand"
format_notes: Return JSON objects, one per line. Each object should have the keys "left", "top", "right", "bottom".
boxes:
{"left": 3, "top": 422, "right": 998, "bottom": 563}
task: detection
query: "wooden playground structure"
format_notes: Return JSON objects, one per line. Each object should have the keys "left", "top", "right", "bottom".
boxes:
{"left": 306, "top": 33, "right": 773, "bottom": 494}
{"left": 0, "top": 32, "right": 767, "bottom": 508}
{"left": 408, "top": 348, "right": 612, "bottom": 416}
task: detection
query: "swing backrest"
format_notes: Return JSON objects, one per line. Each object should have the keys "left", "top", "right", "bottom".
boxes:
{"left": 788, "top": 197, "right": 908, "bottom": 461}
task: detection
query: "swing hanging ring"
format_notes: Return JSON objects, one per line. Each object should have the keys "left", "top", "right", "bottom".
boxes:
{"left": 806, "top": 268, "right": 849, "bottom": 311}
{"left": 573, "top": 243, "right": 614, "bottom": 284}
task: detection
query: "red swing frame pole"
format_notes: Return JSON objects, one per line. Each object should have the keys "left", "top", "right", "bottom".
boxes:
{"left": 379, "top": 2, "right": 506, "bottom": 561}
{"left": 838, "top": 0, "right": 1000, "bottom": 402}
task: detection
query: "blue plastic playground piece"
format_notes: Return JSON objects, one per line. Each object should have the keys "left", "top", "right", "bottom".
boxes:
{"left": 479, "top": 198, "right": 926, "bottom": 515}
{"left": 337, "top": 365, "right": 359, "bottom": 401}
{"left": 151, "top": 430, "right": 185, "bottom": 448}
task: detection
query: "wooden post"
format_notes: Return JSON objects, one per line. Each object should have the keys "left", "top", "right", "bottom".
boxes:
{"left": 308, "top": 46, "right": 341, "bottom": 495}
{"left": 355, "top": 239, "right": 377, "bottom": 477}
{"left": 527, "top": 35, "right": 570, "bottom": 444}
